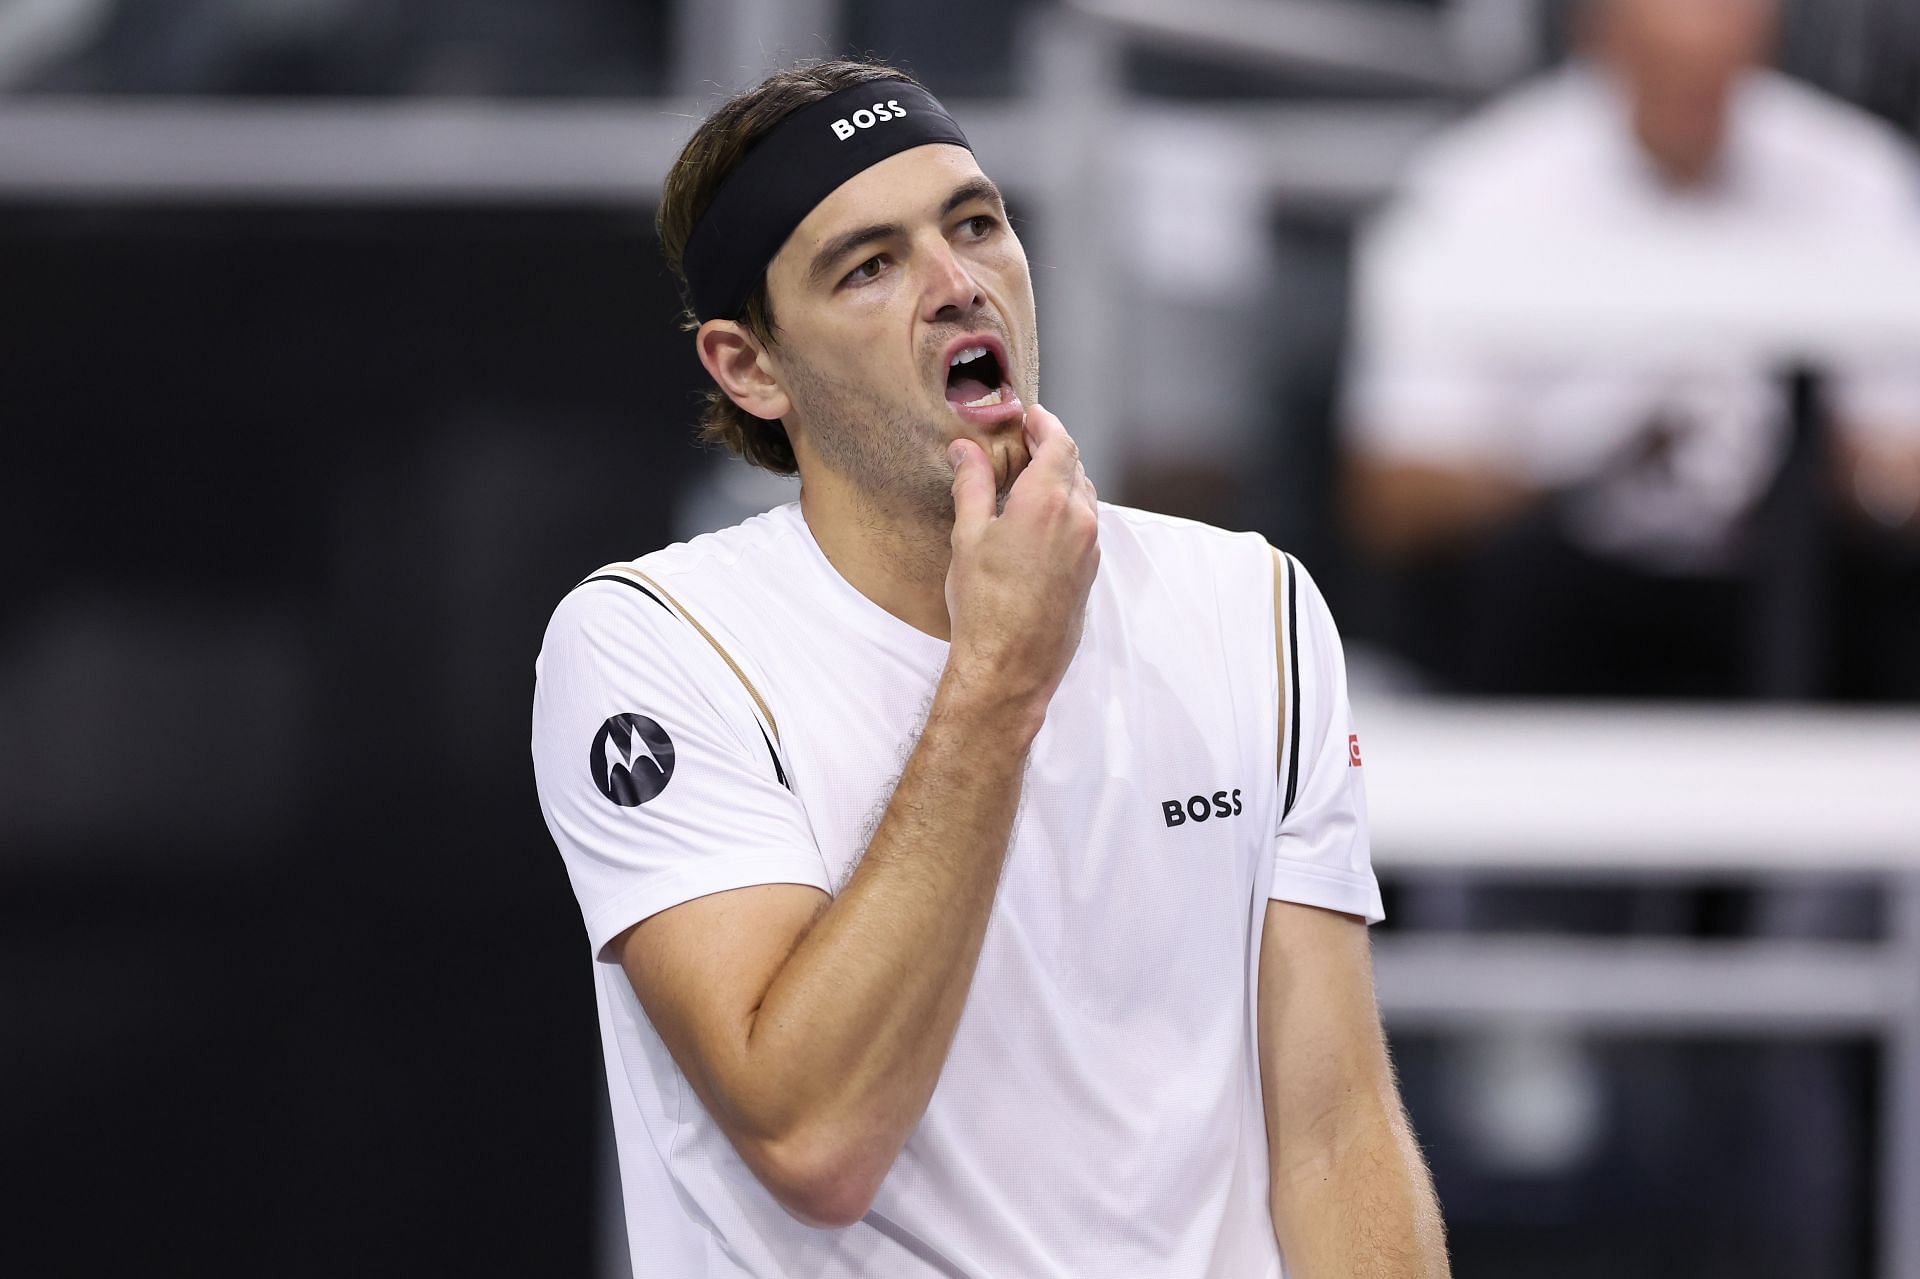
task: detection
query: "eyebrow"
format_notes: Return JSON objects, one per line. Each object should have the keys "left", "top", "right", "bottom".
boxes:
{"left": 806, "top": 176, "right": 1008, "bottom": 286}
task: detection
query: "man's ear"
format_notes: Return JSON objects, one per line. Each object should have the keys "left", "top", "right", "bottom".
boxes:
{"left": 696, "top": 320, "right": 792, "bottom": 422}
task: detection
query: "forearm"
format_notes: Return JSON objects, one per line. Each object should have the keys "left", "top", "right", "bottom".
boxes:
{"left": 1270, "top": 1095, "right": 1449, "bottom": 1279}
{"left": 1835, "top": 426, "right": 1920, "bottom": 532}
{"left": 742, "top": 669, "right": 1038, "bottom": 1184}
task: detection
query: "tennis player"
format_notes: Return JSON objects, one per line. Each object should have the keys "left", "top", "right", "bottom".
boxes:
{"left": 532, "top": 59, "right": 1448, "bottom": 1278}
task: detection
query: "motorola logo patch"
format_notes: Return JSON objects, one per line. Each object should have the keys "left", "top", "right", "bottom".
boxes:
{"left": 591, "top": 713, "right": 675, "bottom": 807}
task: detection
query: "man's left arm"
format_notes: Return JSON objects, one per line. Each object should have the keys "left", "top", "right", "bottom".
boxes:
{"left": 1259, "top": 900, "right": 1447, "bottom": 1277}
{"left": 1259, "top": 547, "right": 1446, "bottom": 1276}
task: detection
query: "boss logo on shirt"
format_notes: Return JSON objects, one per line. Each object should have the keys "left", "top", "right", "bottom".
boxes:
{"left": 591, "top": 713, "right": 676, "bottom": 807}
{"left": 1162, "top": 789, "right": 1243, "bottom": 827}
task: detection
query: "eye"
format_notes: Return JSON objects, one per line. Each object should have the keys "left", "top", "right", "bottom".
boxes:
{"left": 843, "top": 255, "right": 887, "bottom": 286}
{"left": 964, "top": 214, "right": 997, "bottom": 238}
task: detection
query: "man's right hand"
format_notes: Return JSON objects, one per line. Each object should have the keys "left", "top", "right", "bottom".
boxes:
{"left": 943, "top": 403, "right": 1101, "bottom": 726}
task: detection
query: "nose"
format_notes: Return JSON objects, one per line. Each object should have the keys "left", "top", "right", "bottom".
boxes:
{"left": 919, "top": 238, "right": 983, "bottom": 323}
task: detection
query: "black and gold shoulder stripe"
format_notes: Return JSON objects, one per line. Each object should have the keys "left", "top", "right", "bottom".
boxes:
{"left": 1281, "top": 552, "right": 1303, "bottom": 821}
{"left": 576, "top": 566, "right": 790, "bottom": 791}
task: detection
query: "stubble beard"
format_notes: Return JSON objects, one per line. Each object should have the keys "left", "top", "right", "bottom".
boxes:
{"left": 784, "top": 354, "right": 963, "bottom": 529}
{"left": 786, "top": 323, "right": 1041, "bottom": 523}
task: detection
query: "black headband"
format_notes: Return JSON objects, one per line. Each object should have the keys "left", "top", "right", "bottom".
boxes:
{"left": 682, "top": 80, "right": 972, "bottom": 323}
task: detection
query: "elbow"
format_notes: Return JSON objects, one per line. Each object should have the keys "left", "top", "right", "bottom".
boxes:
{"left": 774, "top": 1176, "right": 878, "bottom": 1232}
{"left": 750, "top": 1131, "right": 884, "bottom": 1230}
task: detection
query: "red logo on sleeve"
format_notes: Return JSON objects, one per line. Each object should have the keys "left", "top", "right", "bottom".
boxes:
{"left": 1348, "top": 734, "right": 1363, "bottom": 767}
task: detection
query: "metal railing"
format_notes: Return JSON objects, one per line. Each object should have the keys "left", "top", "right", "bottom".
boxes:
{"left": 1364, "top": 698, "right": 1920, "bottom": 1279}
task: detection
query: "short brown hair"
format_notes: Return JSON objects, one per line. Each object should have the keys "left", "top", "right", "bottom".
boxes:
{"left": 658, "top": 58, "right": 918, "bottom": 475}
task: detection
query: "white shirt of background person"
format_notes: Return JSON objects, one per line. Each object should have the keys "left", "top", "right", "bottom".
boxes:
{"left": 1343, "top": 0, "right": 1920, "bottom": 571}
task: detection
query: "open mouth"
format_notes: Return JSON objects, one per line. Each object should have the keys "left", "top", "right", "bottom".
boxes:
{"left": 944, "top": 343, "right": 1008, "bottom": 409}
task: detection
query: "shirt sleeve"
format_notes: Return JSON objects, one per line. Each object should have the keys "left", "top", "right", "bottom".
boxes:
{"left": 1271, "top": 556, "right": 1386, "bottom": 925}
{"left": 531, "top": 579, "right": 830, "bottom": 962}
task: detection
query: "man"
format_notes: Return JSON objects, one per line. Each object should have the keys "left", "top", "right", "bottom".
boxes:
{"left": 533, "top": 60, "right": 1448, "bottom": 1278}
{"left": 1343, "top": 0, "right": 1920, "bottom": 697}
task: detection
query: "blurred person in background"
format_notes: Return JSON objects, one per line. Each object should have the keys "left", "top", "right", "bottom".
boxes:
{"left": 1342, "top": 0, "right": 1920, "bottom": 700}
{"left": 1341, "top": 2, "right": 1919, "bottom": 1272}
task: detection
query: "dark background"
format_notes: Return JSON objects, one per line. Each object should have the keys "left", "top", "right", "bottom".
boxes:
{"left": 9, "top": 203, "right": 703, "bottom": 1275}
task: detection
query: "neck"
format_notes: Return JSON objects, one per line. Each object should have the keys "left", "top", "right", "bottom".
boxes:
{"left": 798, "top": 468, "right": 955, "bottom": 641}
{"left": 1644, "top": 144, "right": 1723, "bottom": 192}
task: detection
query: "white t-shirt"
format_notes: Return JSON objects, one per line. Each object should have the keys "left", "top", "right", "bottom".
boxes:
{"left": 531, "top": 501, "right": 1380, "bottom": 1279}
{"left": 1345, "top": 65, "right": 1920, "bottom": 569}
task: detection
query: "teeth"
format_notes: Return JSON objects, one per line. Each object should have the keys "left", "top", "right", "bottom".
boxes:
{"left": 949, "top": 345, "right": 989, "bottom": 368}
{"left": 962, "top": 387, "right": 1005, "bottom": 408}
